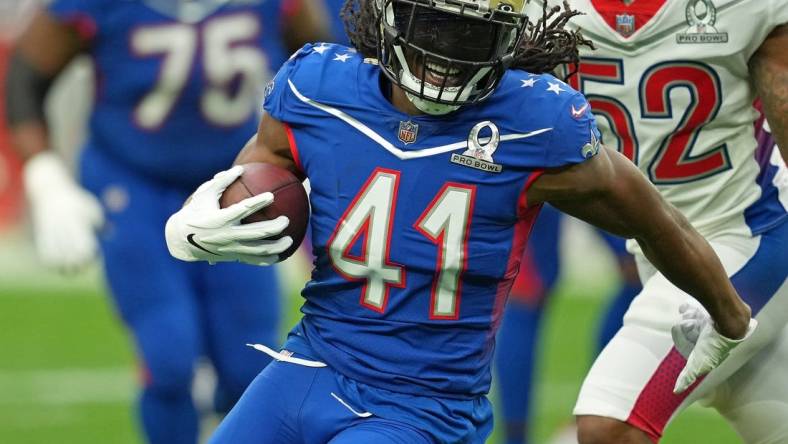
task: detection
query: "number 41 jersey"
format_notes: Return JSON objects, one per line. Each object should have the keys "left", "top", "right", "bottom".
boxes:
{"left": 563, "top": 0, "right": 788, "bottom": 241}
{"left": 264, "top": 44, "right": 602, "bottom": 398}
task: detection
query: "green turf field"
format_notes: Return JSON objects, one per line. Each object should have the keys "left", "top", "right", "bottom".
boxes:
{"left": 0, "top": 235, "right": 741, "bottom": 443}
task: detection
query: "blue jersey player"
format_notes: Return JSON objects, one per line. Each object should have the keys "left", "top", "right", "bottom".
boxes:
{"left": 5, "top": 1, "right": 328, "bottom": 443}
{"left": 166, "top": 1, "right": 756, "bottom": 443}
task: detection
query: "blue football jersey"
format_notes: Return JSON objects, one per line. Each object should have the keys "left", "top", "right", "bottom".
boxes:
{"left": 48, "top": 0, "right": 295, "bottom": 188}
{"left": 264, "top": 43, "right": 601, "bottom": 398}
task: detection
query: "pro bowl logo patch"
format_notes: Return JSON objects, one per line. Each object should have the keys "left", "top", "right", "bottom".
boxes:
{"left": 676, "top": 0, "right": 728, "bottom": 44}
{"left": 450, "top": 121, "right": 504, "bottom": 173}
{"left": 398, "top": 120, "right": 419, "bottom": 144}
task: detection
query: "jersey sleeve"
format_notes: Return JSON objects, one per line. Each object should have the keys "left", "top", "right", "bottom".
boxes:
{"left": 544, "top": 91, "right": 601, "bottom": 168}
{"left": 46, "top": 0, "right": 104, "bottom": 41}
{"left": 768, "top": 0, "right": 788, "bottom": 26}
{"left": 262, "top": 44, "right": 324, "bottom": 125}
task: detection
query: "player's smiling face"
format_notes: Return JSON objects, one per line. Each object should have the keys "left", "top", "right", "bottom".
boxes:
{"left": 394, "top": 5, "right": 499, "bottom": 89}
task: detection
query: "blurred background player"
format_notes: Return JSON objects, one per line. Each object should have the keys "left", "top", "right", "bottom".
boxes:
{"left": 545, "top": 0, "right": 788, "bottom": 442}
{"left": 4, "top": 1, "right": 328, "bottom": 443}
{"left": 495, "top": 204, "right": 641, "bottom": 444}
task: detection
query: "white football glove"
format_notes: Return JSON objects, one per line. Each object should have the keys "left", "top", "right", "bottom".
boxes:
{"left": 23, "top": 151, "right": 104, "bottom": 272}
{"left": 671, "top": 302, "right": 757, "bottom": 394}
{"left": 165, "top": 165, "right": 292, "bottom": 266}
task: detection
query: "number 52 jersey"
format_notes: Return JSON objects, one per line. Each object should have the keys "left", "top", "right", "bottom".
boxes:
{"left": 264, "top": 43, "right": 602, "bottom": 399}
{"left": 562, "top": 0, "right": 788, "bottom": 243}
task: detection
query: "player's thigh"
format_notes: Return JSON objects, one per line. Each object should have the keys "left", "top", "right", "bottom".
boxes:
{"left": 714, "top": 326, "right": 788, "bottom": 444}
{"left": 209, "top": 361, "right": 318, "bottom": 444}
{"left": 328, "top": 419, "right": 433, "bottom": 444}
{"left": 81, "top": 148, "right": 203, "bottom": 386}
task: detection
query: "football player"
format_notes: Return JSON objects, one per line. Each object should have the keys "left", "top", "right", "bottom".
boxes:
{"left": 5, "top": 1, "right": 328, "bottom": 443}
{"left": 321, "top": 9, "right": 641, "bottom": 443}
{"left": 165, "top": 1, "right": 756, "bottom": 443}
{"left": 548, "top": 0, "right": 788, "bottom": 443}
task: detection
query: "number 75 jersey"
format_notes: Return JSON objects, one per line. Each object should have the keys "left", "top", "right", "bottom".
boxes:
{"left": 47, "top": 0, "right": 293, "bottom": 188}
{"left": 562, "top": 0, "right": 788, "bottom": 241}
{"left": 264, "top": 44, "right": 602, "bottom": 398}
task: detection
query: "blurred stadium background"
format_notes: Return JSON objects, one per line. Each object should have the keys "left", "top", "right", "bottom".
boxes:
{"left": 0, "top": 1, "right": 741, "bottom": 442}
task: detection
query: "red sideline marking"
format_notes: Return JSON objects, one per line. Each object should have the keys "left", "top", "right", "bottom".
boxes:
{"left": 626, "top": 347, "right": 706, "bottom": 443}
{"left": 283, "top": 123, "right": 304, "bottom": 173}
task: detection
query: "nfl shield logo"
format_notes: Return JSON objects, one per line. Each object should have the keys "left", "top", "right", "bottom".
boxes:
{"left": 398, "top": 120, "right": 419, "bottom": 144}
{"left": 616, "top": 14, "right": 636, "bottom": 37}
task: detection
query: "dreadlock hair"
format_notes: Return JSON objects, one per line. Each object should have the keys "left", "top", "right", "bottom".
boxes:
{"left": 341, "top": 0, "right": 378, "bottom": 58}
{"left": 514, "top": 1, "right": 595, "bottom": 79}
{"left": 340, "top": 0, "right": 594, "bottom": 79}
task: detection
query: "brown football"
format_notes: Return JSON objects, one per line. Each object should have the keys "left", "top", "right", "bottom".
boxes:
{"left": 219, "top": 163, "right": 309, "bottom": 261}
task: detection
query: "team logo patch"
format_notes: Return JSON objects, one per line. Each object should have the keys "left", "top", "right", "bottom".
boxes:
{"left": 581, "top": 128, "right": 601, "bottom": 159}
{"left": 398, "top": 120, "right": 419, "bottom": 144}
{"left": 615, "top": 14, "right": 636, "bottom": 37}
{"left": 676, "top": 0, "right": 728, "bottom": 44}
{"left": 450, "top": 121, "right": 503, "bottom": 173}
{"left": 264, "top": 79, "right": 275, "bottom": 98}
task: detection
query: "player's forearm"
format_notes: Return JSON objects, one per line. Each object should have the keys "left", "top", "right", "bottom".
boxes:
{"left": 5, "top": 51, "right": 54, "bottom": 161}
{"left": 750, "top": 24, "right": 788, "bottom": 162}
{"left": 539, "top": 149, "right": 751, "bottom": 339}
{"left": 635, "top": 207, "right": 750, "bottom": 340}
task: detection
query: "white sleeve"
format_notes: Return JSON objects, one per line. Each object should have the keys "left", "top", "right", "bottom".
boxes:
{"left": 769, "top": 0, "right": 788, "bottom": 28}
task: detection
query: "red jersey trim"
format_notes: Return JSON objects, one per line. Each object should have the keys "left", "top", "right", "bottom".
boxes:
{"left": 283, "top": 123, "right": 304, "bottom": 173}
{"left": 517, "top": 169, "right": 545, "bottom": 217}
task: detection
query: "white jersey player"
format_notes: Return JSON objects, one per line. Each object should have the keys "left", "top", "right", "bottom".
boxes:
{"left": 542, "top": 0, "right": 788, "bottom": 443}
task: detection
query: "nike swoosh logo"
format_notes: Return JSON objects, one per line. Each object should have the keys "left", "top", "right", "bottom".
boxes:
{"left": 187, "top": 234, "right": 218, "bottom": 256}
{"left": 571, "top": 103, "right": 589, "bottom": 118}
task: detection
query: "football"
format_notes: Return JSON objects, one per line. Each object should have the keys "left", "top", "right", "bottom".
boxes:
{"left": 219, "top": 162, "right": 309, "bottom": 261}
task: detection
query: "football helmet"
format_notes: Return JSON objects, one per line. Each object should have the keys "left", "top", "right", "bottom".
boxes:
{"left": 374, "top": 0, "right": 529, "bottom": 115}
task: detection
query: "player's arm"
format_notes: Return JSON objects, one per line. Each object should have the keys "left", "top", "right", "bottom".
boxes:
{"left": 234, "top": 113, "right": 305, "bottom": 180}
{"left": 5, "top": 9, "right": 103, "bottom": 272}
{"left": 750, "top": 24, "right": 788, "bottom": 161}
{"left": 280, "top": 0, "right": 332, "bottom": 53}
{"left": 6, "top": 9, "right": 85, "bottom": 160}
{"left": 527, "top": 147, "right": 752, "bottom": 340}
{"left": 165, "top": 114, "right": 296, "bottom": 266}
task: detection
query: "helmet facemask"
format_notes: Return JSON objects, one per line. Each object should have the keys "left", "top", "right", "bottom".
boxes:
{"left": 375, "top": 0, "right": 528, "bottom": 115}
